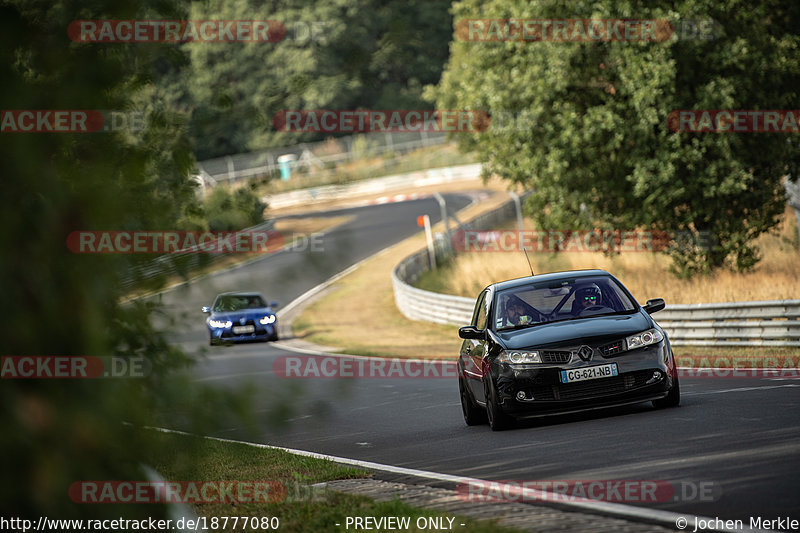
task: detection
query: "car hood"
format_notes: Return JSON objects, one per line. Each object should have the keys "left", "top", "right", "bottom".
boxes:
{"left": 496, "top": 311, "right": 653, "bottom": 349}
{"left": 209, "top": 308, "right": 275, "bottom": 320}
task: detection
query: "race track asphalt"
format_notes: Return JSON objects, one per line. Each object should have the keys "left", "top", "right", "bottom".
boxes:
{"left": 155, "top": 193, "right": 800, "bottom": 525}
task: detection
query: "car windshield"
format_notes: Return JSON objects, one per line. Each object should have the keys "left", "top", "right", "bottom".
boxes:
{"left": 213, "top": 295, "right": 267, "bottom": 312}
{"left": 493, "top": 276, "right": 637, "bottom": 331}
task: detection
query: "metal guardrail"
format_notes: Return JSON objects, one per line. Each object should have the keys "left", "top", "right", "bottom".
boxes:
{"left": 392, "top": 204, "right": 800, "bottom": 346}
{"left": 197, "top": 131, "right": 447, "bottom": 186}
{"left": 122, "top": 164, "right": 482, "bottom": 292}
{"left": 119, "top": 221, "right": 276, "bottom": 292}
{"left": 392, "top": 196, "right": 519, "bottom": 325}
{"left": 266, "top": 164, "right": 481, "bottom": 209}
{"left": 391, "top": 276, "right": 474, "bottom": 325}
{"left": 657, "top": 301, "right": 800, "bottom": 346}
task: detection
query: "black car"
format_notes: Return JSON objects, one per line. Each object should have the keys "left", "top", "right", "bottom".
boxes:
{"left": 458, "top": 269, "right": 679, "bottom": 430}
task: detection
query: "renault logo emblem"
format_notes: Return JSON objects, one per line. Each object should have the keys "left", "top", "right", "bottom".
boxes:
{"left": 578, "top": 345, "right": 593, "bottom": 362}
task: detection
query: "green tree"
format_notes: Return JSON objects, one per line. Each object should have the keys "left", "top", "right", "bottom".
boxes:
{"left": 0, "top": 0, "right": 253, "bottom": 521}
{"left": 204, "top": 186, "right": 267, "bottom": 231}
{"left": 431, "top": 0, "right": 799, "bottom": 275}
{"left": 159, "top": 0, "right": 453, "bottom": 159}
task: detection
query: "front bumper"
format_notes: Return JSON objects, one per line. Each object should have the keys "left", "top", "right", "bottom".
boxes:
{"left": 492, "top": 342, "right": 675, "bottom": 417}
{"left": 208, "top": 323, "right": 276, "bottom": 343}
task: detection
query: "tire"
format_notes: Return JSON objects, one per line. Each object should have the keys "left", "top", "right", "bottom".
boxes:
{"left": 459, "top": 378, "right": 486, "bottom": 426}
{"left": 485, "top": 379, "right": 514, "bottom": 431}
{"left": 653, "top": 375, "right": 680, "bottom": 408}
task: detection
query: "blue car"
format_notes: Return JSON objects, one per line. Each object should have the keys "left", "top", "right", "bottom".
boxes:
{"left": 202, "top": 292, "right": 279, "bottom": 345}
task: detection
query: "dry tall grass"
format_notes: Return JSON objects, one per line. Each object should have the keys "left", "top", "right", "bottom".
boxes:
{"left": 424, "top": 209, "right": 799, "bottom": 304}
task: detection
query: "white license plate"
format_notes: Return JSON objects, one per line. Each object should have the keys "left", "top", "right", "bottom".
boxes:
{"left": 560, "top": 363, "right": 618, "bottom": 384}
{"left": 232, "top": 325, "right": 255, "bottom": 334}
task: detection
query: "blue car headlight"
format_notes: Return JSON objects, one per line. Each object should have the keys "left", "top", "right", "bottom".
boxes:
{"left": 209, "top": 319, "right": 232, "bottom": 328}
{"left": 626, "top": 328, "right": 664, "bottom": 349}
{"left": 259, "top": 315, "right": 276, "bottom": 325}
{"left": 498, "top": 350, "right": 542, "bottom": 364}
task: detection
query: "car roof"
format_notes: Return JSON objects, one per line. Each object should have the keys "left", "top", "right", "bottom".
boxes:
{"left": 489, "top": 269, "right": 614, "bottom": 292}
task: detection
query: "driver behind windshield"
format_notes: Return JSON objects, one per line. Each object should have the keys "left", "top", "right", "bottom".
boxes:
{"left": 571, "top": 284, "right": 602, "bottom": 315}
{"left": 248, "top": 296, "right": 265, "bottom": 308}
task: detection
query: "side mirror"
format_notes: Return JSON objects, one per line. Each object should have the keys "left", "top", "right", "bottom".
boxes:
{"left": 458, "top": 326, "right": 484, "bottom": 340}
{"left": 201, "top": 306, "right": 211, "bottom": 314}
{"left": 643, "top": 298, "right": 665, "bottom": 314}
{"left": 269, "top": 301, "right": 279, "bottom": 309}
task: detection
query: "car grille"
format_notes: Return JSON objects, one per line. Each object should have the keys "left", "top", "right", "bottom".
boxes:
{"left": 220, "top": 319, "right": 260, "bottom": 337}
{"left": 536, "top": 339, "right": 628, "bottom": 363}
{"left": 528, "top": 370, "right": 654, "bottom": 401}
{"left": 541, "top": 350, "right": 572, "bottom": 364}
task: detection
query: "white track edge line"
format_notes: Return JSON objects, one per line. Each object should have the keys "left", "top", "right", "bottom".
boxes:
{"left": 267, "top": 338, "right": 800, "bottom": 374}
{"left": 146, "top": 426, "right": 765, "bottom": 533}
{"left": 175, "top": 189, "right": 767, "bottom": 532}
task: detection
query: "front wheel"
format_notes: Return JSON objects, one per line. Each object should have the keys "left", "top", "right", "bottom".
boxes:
{"left": 653, "top": 375, "right": 680, "bottom": 408}
{"left": 459, "top": 378, "right": 486, "bottom": 426}
{"left": 485, "top": 379, "right": 514, "bottom": 431}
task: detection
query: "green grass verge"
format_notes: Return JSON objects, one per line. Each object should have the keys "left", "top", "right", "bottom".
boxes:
{"left": 146, "top": 431, "right": 523, "bottom": 533}
{"left": 412, "top": 257, "right": 460, "bottom": 294}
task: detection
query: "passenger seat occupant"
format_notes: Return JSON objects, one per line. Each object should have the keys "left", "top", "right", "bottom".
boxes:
{"left": 501, "top": 295, "right": 539, "bottom": 327}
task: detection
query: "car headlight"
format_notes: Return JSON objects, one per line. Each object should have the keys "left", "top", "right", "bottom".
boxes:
{"left": 259, "top": 315, "right": 276, "bottom": 325}
{"left": 626, "top": 328, "right": 664, "bottom": 349}
{"left": 209, "top": 319, "right": 232, "bottom": 328}
{"left": 498, "top": 350, "right": 541, "bottom": 364}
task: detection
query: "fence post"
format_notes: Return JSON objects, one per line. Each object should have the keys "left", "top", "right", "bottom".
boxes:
{"left": 785, "top": 177, "right": 800, "bottom": 247}
{"left": 225, "top": 156, "right": 235, "bottom": 182}
{"left": 509, "top": 191, "right": 524, "bottom": 232}
{"left": 385, "top": 132, "right": 394, "bottom": 154}
{"left": 433, "top": 192, "right": 451, "bottom": 251}
{"left": 419, "top": 215, "right": 436, "bottom": 270}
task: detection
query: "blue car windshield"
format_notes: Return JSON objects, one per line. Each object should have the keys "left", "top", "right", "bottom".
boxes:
{"left": 494, "top": 276, "right": 637, "bottom": 330}
{"left": 213, "top": 295, "right": 267, "bottom": 312}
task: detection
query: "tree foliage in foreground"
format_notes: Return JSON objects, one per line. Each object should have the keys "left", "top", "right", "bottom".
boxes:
{"left": 432, "top": 0, "right": 800, "bottom": 275}
{"left": 0, "top": 0, "right": 256, "bottom": 521}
